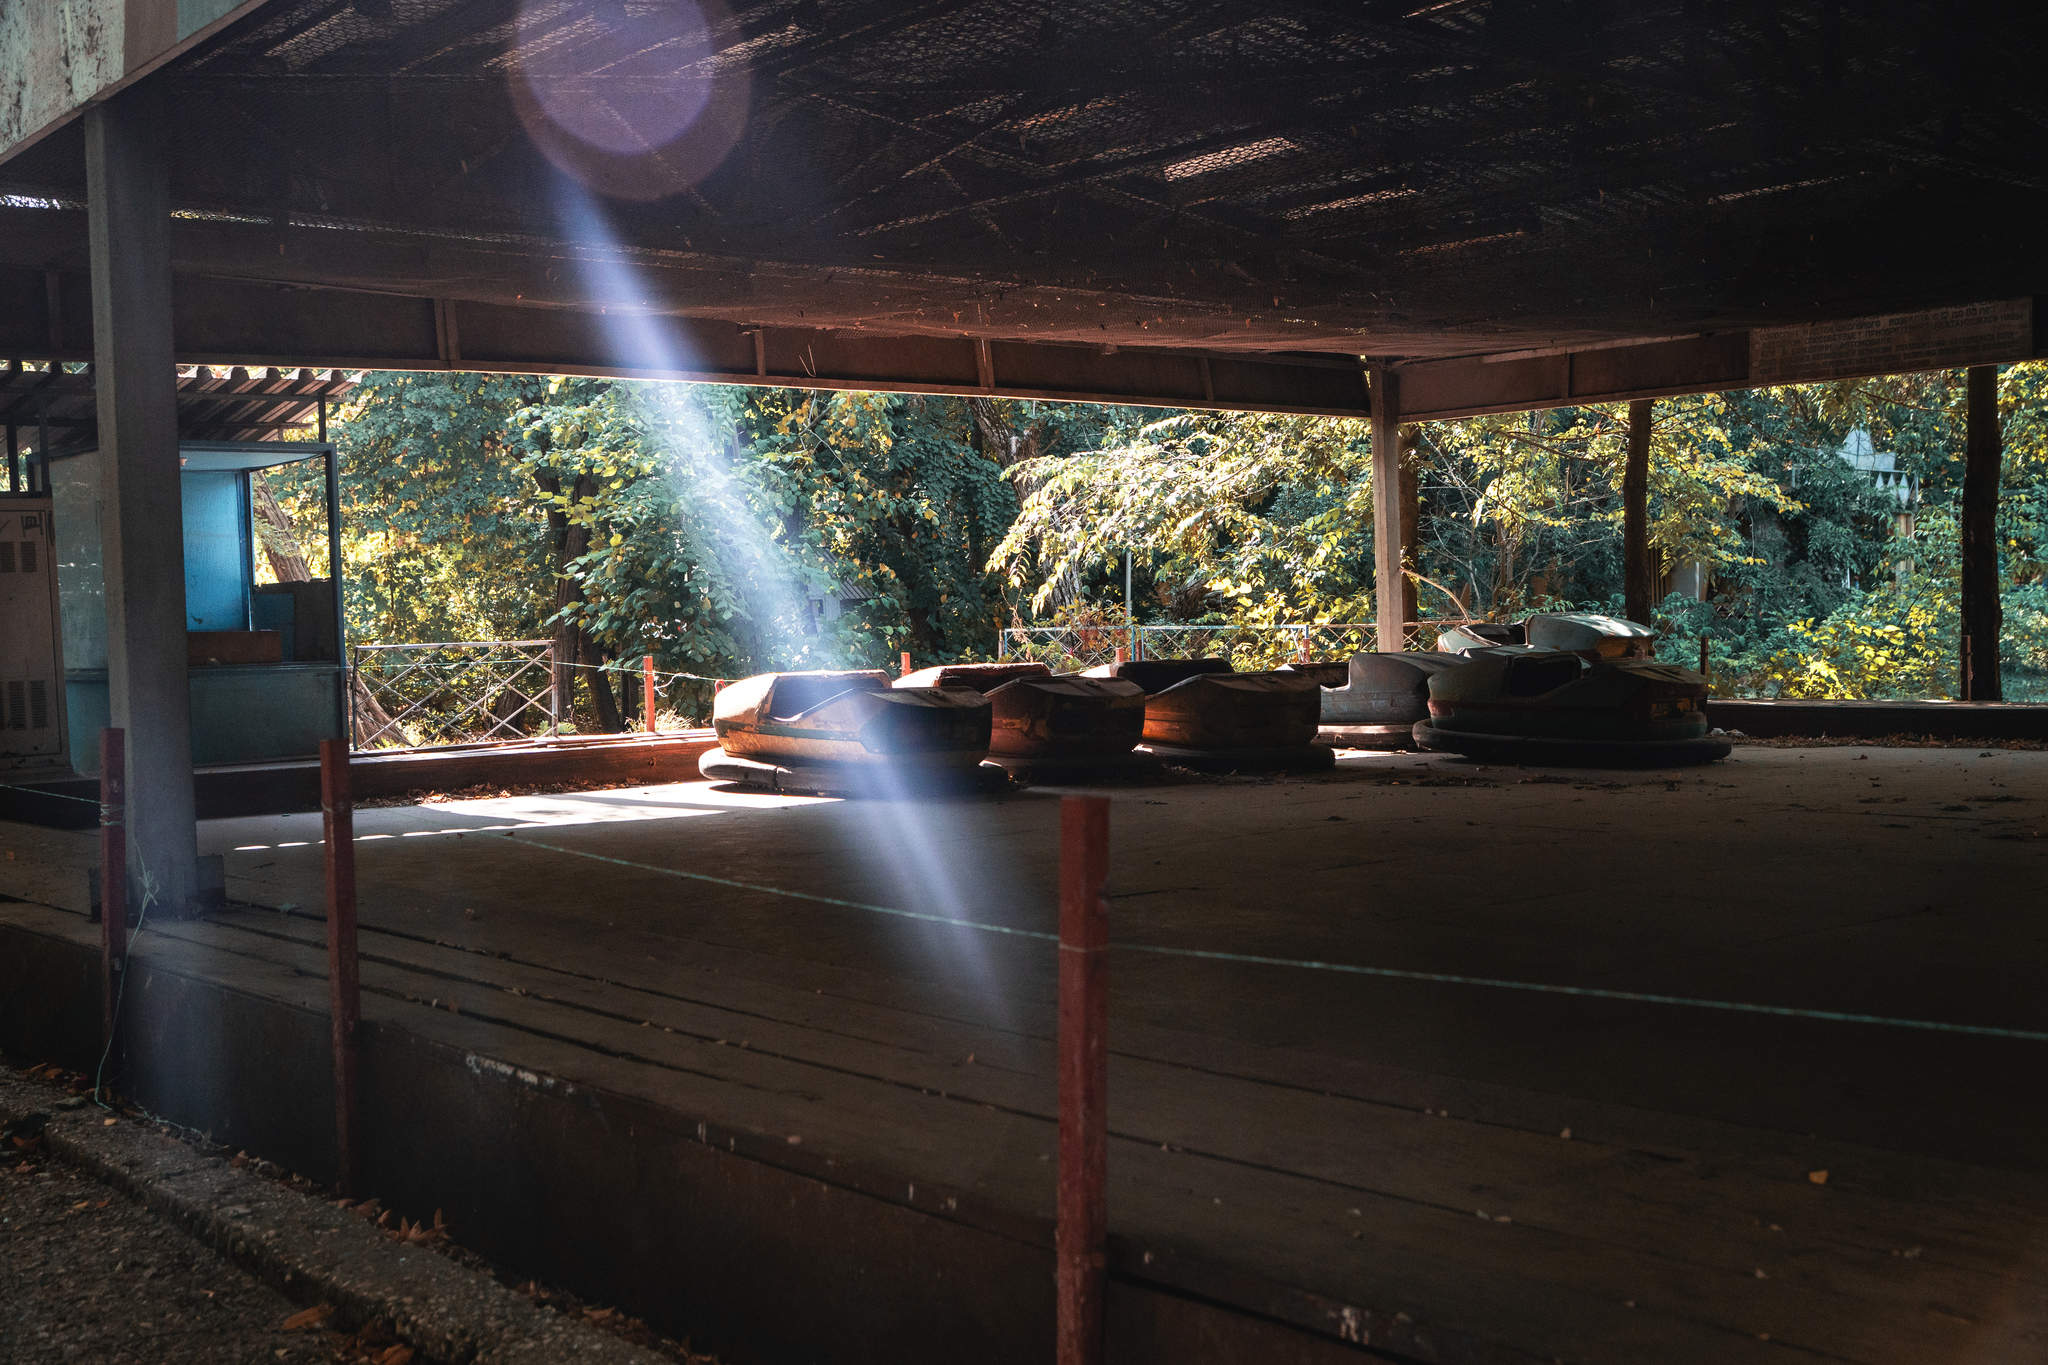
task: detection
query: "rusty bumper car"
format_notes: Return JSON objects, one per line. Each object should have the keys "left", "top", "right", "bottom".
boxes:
{"left": 1085, "top": 659, "right": 1333, "bottom": 772}
{"left": 1291, "top": 652, "right": 1470, "bottom": 749}
{"left": 700, "top": 670, "right": 1006, "bottom": 794}
{"left": 1410, "top": 650, "right": 1730, "bottom": 767}
{"left": 896, "top": 661, "right": 1154, "bottom": 778}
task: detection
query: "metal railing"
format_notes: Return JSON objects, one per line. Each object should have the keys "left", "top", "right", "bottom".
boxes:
{"left": 350, "top": 640, "right": 555, "bottom": 749}
{"left": 997, "top": 621, "right": 1482, "bottom": 672}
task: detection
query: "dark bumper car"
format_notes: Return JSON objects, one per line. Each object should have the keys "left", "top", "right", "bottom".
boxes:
{"left": 1082, "top": 660, "right": 1331, "bottom": 772}
{"left": 1411, "top": 649, "right": 1730, "bottom": 767}
{"left": 1294, "top": 652, "right": 1470, "bottom": 748}
{"left": 700, "top": 670, "right": 1004, "bottom": 794}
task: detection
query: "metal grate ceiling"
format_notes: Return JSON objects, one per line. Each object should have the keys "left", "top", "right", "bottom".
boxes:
{"left": 1, "top": 0, "right": 2043, "bottom": 359}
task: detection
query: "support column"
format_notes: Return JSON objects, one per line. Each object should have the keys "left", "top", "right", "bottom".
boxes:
{"left": 87, "top": 81, "right": 199, "bottom": 916}
{"left": 1371, "top": 368, "right": 1404, "bottom": 652}
{"left": 1960, "top": 365, "right": 2002, "bottom": 701}
{"left": 1623, "top": 399, "right": 1653, "bottom": 626}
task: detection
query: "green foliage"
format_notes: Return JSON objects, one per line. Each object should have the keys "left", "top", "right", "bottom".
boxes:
{"left": 264, "top": 372, "right": 556, "bottom": 644}
{"left": 309, "top": 359, "right": 2048, "bottom": 716}
{"left": 994, "top": 411, "right": 1376, "bottom": 626}
{"left": 308, "top": 377, "right": 1083, "bottom": 719}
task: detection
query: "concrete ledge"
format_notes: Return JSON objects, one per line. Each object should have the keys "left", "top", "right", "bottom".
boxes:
{"left": 0, "top": 1070, "right": 668, "bottom": 1365}
{"left": 0, "top": 731, "right": 721, "bottom": 827}
{"left": 1707, "top": 698, "right": 2048, "bottom": 741}
{"left": 0, "top": 910, "right": 1396, "bottom": 1365}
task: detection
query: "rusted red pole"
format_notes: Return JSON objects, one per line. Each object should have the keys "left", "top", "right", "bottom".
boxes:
{"left": 1057, "top": 795, "right": 1111, "bottom": 1365}
{"left": 320, "top": 739, "right": 360, "bottom": 1198}
{"left": 901, "top": 650, "right": 913, "bottom": 678}
{"left": 643, "top": 654, "right": 658, "bottom": 734}
{"left": 99, "top": 728, "right": 126, "bottom": 1049}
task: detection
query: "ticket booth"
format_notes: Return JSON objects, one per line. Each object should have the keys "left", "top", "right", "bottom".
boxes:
{"left": 48, "top": 441, "right": 347, "bottom": 772}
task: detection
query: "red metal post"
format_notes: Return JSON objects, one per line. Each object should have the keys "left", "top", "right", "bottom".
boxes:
{"left": 320, "top": 739, "right": 361, "bottom": 1197}
{"left": 1113, "top": 646, "right": 1125, "bottom": 665}
{"left": 901, "top": 650, "right": 913, "bottom": 678}
{"left": 99, "top": 728, "right": 126, "bottom": 1048}
{"left": 1057, "top": 796, "right": 1111, "bottom": 1365}
{"left": 643, "top": 654, "right": 658, "bottom": 734}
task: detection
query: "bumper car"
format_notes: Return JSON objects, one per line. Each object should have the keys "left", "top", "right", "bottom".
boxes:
{"left": 1300, "top": 652, "right": 1470, "bottom": 749}
{"left": 1410, "top": 649, "right": 1729, "bottom": 767}
{"left": 1085, "top": 660, "right": 1331, "bottom": 772}
{"left": 1525, "top": 612, "right": 1656, "bottom": 661}
{"left": 983, "top": 674, "right": 1152, "bottom": 777}
{"left": 896, "top": 661, "right": 1053, "bottom": 691}
{"left": 700, "top": 669, "right": 1003, "bottom": 794}
{"left": 1437, "top": 612, "right": 1656, "bottom": 661}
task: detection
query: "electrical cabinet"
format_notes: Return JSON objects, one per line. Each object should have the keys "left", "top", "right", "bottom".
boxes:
{"left": 0, "top": 496, "right": 66, "bottom": 773}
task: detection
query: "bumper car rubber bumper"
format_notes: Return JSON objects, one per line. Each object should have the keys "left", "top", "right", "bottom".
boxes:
{"left": 1410, "top": 720, "right": 1732, "bottom": 767}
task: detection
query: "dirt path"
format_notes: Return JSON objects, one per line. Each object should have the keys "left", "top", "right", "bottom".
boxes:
{"left": 0, "top": 1133, "right": 375, "bottom": 1364}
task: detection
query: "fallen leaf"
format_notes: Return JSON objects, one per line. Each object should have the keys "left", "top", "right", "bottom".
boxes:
{"left": 102, "top": 1118, "right": 117, "bottom": 1127}
{"left": 1808, "top": 1169, "right": 1829, "bottom": 1185}
{"left": 282, "top": 1304, "right": 334, "bottom": 1331}
{"left": 377, "top": 1348, "right": 414, "bottom": 1365}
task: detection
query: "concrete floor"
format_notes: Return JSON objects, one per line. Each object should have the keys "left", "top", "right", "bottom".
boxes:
{"left": 3, "top": 744, "right": 2046, "bottom": 1363}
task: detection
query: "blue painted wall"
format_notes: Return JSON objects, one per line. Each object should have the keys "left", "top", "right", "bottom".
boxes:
{"left": 181, "top": 470, "right": 249, "bottom": 631}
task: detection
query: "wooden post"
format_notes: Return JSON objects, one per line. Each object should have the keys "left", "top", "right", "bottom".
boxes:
{"left": 1624, "top": 399, "right": 1653, "bottom": 626}
{"left": 1057, "top": 796, "right": 1111, "bottom": 1365}
{"left": 643, "top": 655, "right": 659, "bottom": 733}
{"left": 901, "top": 651, "right": 913, "bottom": 678}
{"left": 1960, "top": 366, "right": 2002, "bottom": 701}
{"left": 99, "top": 729, "right": 126, "bottom": 1047}
{"left": 1370, "top": 368, "right": 1404, "bottom": 652}
{"left": 320, "top": 739, "right": 360, "bottom": 1198}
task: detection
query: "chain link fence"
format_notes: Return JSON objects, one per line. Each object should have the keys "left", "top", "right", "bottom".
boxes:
{"left": 997, "top": 621, "right": 1481, "bottom": 673}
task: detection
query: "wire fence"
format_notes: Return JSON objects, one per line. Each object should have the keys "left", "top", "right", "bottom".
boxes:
{"left": 348, "top": 641, "right": 746, "bottom": 750}
{"left": 997, "top": 621, "right": 1482, "bottom": 672}
{"left": 350, "top": 640, "right": 556, "bottom": 749}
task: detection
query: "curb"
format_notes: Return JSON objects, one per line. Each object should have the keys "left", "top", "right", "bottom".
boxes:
{"left": 0, "top": 1071, "right": 671, "bottom": 1365}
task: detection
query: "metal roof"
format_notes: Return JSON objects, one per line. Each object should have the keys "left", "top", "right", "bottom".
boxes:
{"left": 0, "top": 363, "right": 354, "bottom": 453}
{"left": 0, "top": 1, "right": 2042, "bottom": 410}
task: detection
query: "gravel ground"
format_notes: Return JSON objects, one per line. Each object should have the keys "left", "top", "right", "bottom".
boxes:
{"left": 0, "top": 1140, "right": 372, "bottom": 1364}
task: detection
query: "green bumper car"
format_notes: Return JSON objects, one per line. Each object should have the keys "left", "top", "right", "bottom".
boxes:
{"left": 1411, "top": 649, "right": 1730, "bottom": 767}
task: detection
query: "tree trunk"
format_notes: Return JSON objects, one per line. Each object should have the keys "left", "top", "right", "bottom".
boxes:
{"left": 1397, "top": 423, "right": 1422, "bottom": 625}
{"left": 251, "top": 472, "right": 313, "bottom": 582}
{"left": 582, "top": 636, "right": 625, "bottom": 733}
{"left": 1623, "top": 399, "right": 1653, "bottom": 625}
{"left": 348, "top": 669, "right": 410, "bottom": 747}
{"left": 967, "top": 397, "right": 1046, "bottom": 504}
{"left": 1960, "top": 366, "right": 2003, "bottom": 700}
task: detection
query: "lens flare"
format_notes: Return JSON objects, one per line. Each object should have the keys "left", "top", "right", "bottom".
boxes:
{"left": 555, "top": 187, "right": 1020, "bottom": 1023}
{"left": 513, "top": 0, "right": 748, "bottom": 200}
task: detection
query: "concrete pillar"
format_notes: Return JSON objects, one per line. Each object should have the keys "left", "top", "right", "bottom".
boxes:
{"left": 1959, "top": 365, "right": 2002, "bottom": 701}
{"left": 1371, "top": 367, "right": 1404, "bottom": 652}
{"left": 1623, "top": 399, "right": 1653, "bottom": 625}
{"left": 86, "top": 81, "right": 200, "bottom": 915}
